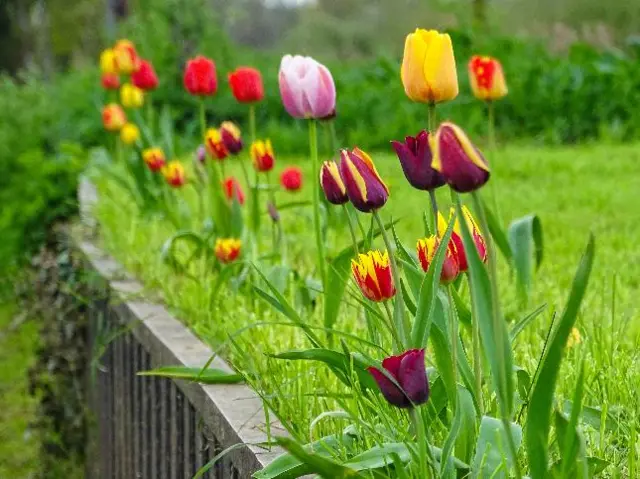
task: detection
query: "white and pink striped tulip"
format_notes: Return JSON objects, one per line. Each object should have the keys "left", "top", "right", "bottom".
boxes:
{"left": 278, "top": 55, "right": 336, "bottom": 120}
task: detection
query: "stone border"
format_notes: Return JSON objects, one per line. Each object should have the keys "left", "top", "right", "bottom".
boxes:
{"left": 74, "top": 231, "right": 286, "bottom": 477}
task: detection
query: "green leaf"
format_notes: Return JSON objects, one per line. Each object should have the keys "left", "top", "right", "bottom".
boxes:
{"left": 586, "top": 457, "right": 610, "bottom": 476}
{"left": 160, "top": 230, "right": 205, "bottom": 275}
{"left": 514, "top": 366, "right": 531, "bottom": 402}
{"left": 552, "top": 410, "right": 589, "bottom": 479}
{"left": 230, "top": 191, "right": 244, "bottom": 237}
{"left": 472, "top": 416, "right": 523, "bottom": 478}
{"left": 254, "top": 432, "right": 357, "bottom": 479}
{"left": 410, "top": 216, "right": 456, "bottom": 348}
{"left": 508, "top": 214, "right": 544, "bottom": 303}
{"left": 345, "top": 442, "right": 411, "bottom": 470}
{"left": 562, "top": 401, "right": 626, "bottom": 435}
{"left": 441, "top": 386, "right": 476, "bottom": 477}
{"left": 137, "top": 366, "right": 243, "bottom": 384}
{"left": 458, "top": 200, "right": 514, "bottom": 419}
{"left": 482, "top": 199, "right": 513, "bottom": 263}
{"left": 273, "top": 436, "right": 364, "bottom": 478}
{"left": 450, "top": 285, "right": 472, "bottom": 328}
{"left": 525, "top": 235, "right": 595, "bottom": 479}
{"left": 268, "top": 349, "right": 377, "bottom": 391}
{"left": 509, "top": 303, "right": 547, "bottom": 342}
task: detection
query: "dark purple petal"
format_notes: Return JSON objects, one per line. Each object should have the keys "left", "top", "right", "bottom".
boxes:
{"left": 339, "top": 150, "right": 388, "bottom": 213}
{"left": 397, "top": 349, "right": 429, "bottom": 406}
{"left": 437, "top": 126, "right": 490, "bottom": 193}
{"left": 368, "top": 367, "right": 411, "bottom": 408}
{"left": 392, "top": 131, "right": 445, "bottom": 191}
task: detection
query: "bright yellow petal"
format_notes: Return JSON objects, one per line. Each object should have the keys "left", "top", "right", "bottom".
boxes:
{"left": 401, "top": 31, "right": 431, "bottom": 102}
{"left": 424, "top": 33, "right": 458, "bottom": 103}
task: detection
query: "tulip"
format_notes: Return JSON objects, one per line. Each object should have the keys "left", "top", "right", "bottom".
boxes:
{"left": 142, "top": 148, "right": 166, "bottom": 172}
{"left": 367, "top": 349, "right": 429, "bottom": 408}
{"left": 391, "top": 130, "right": 445, "bottom": 191}
{"left": 468, "top": 55, "right": 508, "bottom": 101}
{"left": 567, "top": 327, "right": 582, "bottom": 348}
{"left": 113, "top": 39, "right": 140, "bottom": 75}
{"left": 120, "top": 123, "right": 140, "bottom": 145}
{"left": 278, "top": 55, "right": 336, "bottom": 119}
{"left": 319, "top": 161, "right": 347, "bottom": 205}
{"left": 131, "top": 59, "right": 159, "bottom": 91}
{"left": 401, "top": 29, "right": 458, "bottom": 104}
{"left": 162, "top": 161, "right": 186, "bottom": 187}
{"left": 431, "top": 122, "right": 490, "bottom": 193}
{"left": 102, "top": 104, "right": 126, "bottom": 131}
{"left": 280, "top": 166, "right": 303, "bottom": 192}
{"left": 120, "top": 83, "right": 144, "bottom": 109}
{"left": 351, "top": 250, "right": 395, "bottom": 302}
{"left": 251, "top": 140, "right": 275, "bottom": 173}
{"left": 220, "top": 122, "right": 243, "bottom": 155}
{"left": 416, "top": 236, "right": 459, "bottom": 283}
{"left": 228, "top": 67, "right": 264, "bottom": 103}
{"left": 196, "top": 145, "right": 206, "bottom": 164}
{"left": 214, "top": 238, "right": 241, "bottom": 264}
{"left": 101, "top": 73, "right": 120, "bottom": 90}
{"left": 438, "top": 206, "right": 487, "bottom": 272}
{"left": 183, "top": 56, "right": 217, "bottom": 96}
{"left": 267, "top": 202, "right": 280, "bottom": 223}
{"left": 223, "top": 177, "right": 245, "bottom": 205}
{"left": 100, "top": 48, "right": 118, "bottom": 74}
{"left": 339, "top": 148, "right": 389, "bottom": 213}
{"left": 204, "top": 128, "right": 228, "bottom": 160}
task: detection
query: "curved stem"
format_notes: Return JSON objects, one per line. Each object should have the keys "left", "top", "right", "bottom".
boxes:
{"left": 309, "top": 120, "right": 326, "bottom": 287}
{"left": 373, "top": 210, "right": 406, "bottom": 347}
{"left": 382, "top": 301, "right": 401, "bottom": 352}
{"left": 342, "top": 204, "right": 360, "bottom": 256}
{"left": 428, "top": 189, "right": 439, "bottom": 237}
{"left": 427, "top": 102, "right": 437, "bottom": 132}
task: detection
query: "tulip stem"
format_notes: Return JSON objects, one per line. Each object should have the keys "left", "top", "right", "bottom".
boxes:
{"left": 199, "top": 98, "right": 206, "bottom": 141}
{"left": 487, "top": 100, "right": 496, "bottom": 151}
{"left": 428, "top": 189, "right": 439, "bottom": 236}
{"left": 342, "top": 204, "right": 360, "bottom": 257}
{"left": 470, "top": 191, "right": 521, "bottom": 479}
{"left": 249, "top": 104, "right": 256, "bottom": 144}
{"left": 309, "top": 120, "right": 326, "bottom": 289}
{"left": 266, "top": 170, "right": 278, "bottom": 252}
{"left": 427, "top": 102, "right": 437, "bottom": 132}
{"left": 382, "top": 301, "right": 402, "bottom": 352}
{"left": 409, "top": 407, "right": 433, "bottom": 478}
{"left": 373, "top": 210, "right": 407, "bottom": 348}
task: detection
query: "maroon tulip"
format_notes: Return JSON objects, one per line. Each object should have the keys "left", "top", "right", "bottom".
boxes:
{"left": 391, "top": 130, "right": 445, "bottom": 191}
{"left": 367, "top": 349, "right": 429, "bottom": 408}
{"left": 131, "top": 59, "right": 159, "bottom": 91}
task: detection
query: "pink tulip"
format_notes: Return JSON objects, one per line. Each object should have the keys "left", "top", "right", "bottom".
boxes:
{"left": 278, "top": 55, "right": 336, "bottom": 120}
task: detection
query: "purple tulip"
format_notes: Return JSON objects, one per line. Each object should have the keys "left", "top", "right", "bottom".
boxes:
{"left": 339, "top": 148, "right": 389, "bottom": 213}
{"left": 196, "top": 145, "right": 206, "bottom": 164}
{"left": 319, "top": 160, "right": 348, "bottom": 205}
{"left": 391, "top": 130, "right": 445, "bottom": 191}
{"left": 367, "top": 349, "right": 429, "bottom": 408}
{"left": 278, "top": 55, "right": 336, "bottom": 120}
{"left": 431, "top": 122, "right": 490, "bottom": 193}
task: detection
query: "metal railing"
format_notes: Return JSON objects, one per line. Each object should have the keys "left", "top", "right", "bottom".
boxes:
{"left": 78, "top": 239, "right": 284, "bottom": 478}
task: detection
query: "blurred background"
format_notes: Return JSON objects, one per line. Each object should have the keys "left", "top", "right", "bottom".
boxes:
{"left": 0, "top": 0, "right": 639, "bottom": 476}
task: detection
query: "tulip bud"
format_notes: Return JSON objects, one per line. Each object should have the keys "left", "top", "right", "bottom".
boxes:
{"left": 102, "top": 103, "right": 127, "bottom": 131}
{"left": 416, "top": 236, "right": 459, "bottom": 283}
{"left": 267, "top": 202, "right": 280, "bottom": 223}
{"left": 431, "top": 122, "right": 490, "bottom": 193}
{"left": 223, "top": 177, "right": 245, "bottom": 205}
{"left": 351, "top": 250, "right": 395, "bottom": 302}
{"left": 101, "top": 73, "right": 120, "bottom": 90}
{"left": 391, "top": 130, "right": 445, "bottom": 191}
{"left": 468, "top": 55, "right": 508, "bottom": 101}
{"left": 161, "top": 161, "right": 186, "bottom": 188}
{"left": 214, "top": 238, "right": 241, "bottom": 264}
{"left": 183, "top": 56, "right": 217, "bottom": 96}
{"left": 220, "top": 122, "right": 243, "bottom": 155}
{"left": 401, "top": 29, "right": 458, "bottom": 104}
{"left": 113, "top": 39, "right": 140, "bottom": 75}
{"left": 205, "top": 128, "right": 228, "bottom": 161}
{"left": 100, "top": 48, "right": 118, "bottom": 75}
{"left": 367, "top": 349, "right": 430, "bottom": 408}
{"left": 131, "top": 59, "right": 159, "bottom": 91}
{"left": 339, "top": 148, "right": 389, "bottom": 213}
{"left": 319, "top": 161, "right": 347, "bottom": 205}
{"left": 228, "top": 67, "right": 264, "bottom": 103}
{"left": 120, "top": 83, "right": 144, "bottom": 109}
{"left": 251, "top": 140, "right": 275, "bottom": 173}
{"left": 142, "top": 148, "right": 166, "bottom": 172}
{"left": 280, "top": 166, "right": 303, "bottom": 192}
{"left": 438, "top": 206, "right": 487, "bottom": 272}
{"left": 120, "top": 123, "right": 140, "bottom": 145}
{"left": 196, "top": 145, "right": 206, "bottom": 164}
{"left": 278, "top": 54, "right": 336, "bottom": 119}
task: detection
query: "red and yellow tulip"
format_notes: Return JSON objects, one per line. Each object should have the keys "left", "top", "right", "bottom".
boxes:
{"left": 142, "top": 148, "right": 166, "bottom": 172}
{"left": 251, "top": 139, "right": 275, "bottom": 172}
{"left": 113, "top": 39, "right": 140, "bottom": 75}
{"left": 205, "top": 128, "right": 228, "bottom": 160}
{"left": 220, "top": 122, "right": 243, "bottom": 155}
{"left": 214, "top": 238, "right": 241, "bottom": 263}
{"left": 101, "top": 103, "right": 126, "bottom": 131}
{"left": 468, "top": 55, "right": 508, "bottom": 101}
{"left": 401, "top": 29, "right": 458, "bottom": 104}
{"left": 339, "top": 148, "right": 389, "bottom": 213}
{"left": 437, "top": 206, "right": 487, "bottom": 272}
{"left": 351, "top": 250, "right": 396, "bottom": 302}
{"left": 120, "top": 83, "right": 144, "bottom": 109}
{"left": 162, "top": 161, "right": 186, "bottom": 188}
{"left": 416, "top": 236, "right": 459, "bottom": 283}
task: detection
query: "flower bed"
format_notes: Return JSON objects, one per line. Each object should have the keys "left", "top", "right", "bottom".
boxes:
{"left": 86, "top": 32, "right": 637, "bottom": 478}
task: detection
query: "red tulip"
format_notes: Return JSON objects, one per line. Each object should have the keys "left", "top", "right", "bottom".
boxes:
{"left": 280, "top": 166, "right": 303, "bottom": 192}
{"left": 228, "top": 67, "right": 264, "bottom": 103}
{"left": 132, "top": 59, "right": 159, "bottom": 91}
{"left": 223, "top": 177, "right": 245, "bottom": 205}
{"left": 101, "top": 73, "right": 120, "bottom": 90}
{"left": 183, "top": 56, "right": 217, "bottom": 96}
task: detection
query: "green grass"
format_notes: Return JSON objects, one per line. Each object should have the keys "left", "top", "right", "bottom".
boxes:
{"left": 94, "top": 142, "right": 639, "bottom": 476}
{"left": 0, "top": 302, "right": 40, "bottom": 477}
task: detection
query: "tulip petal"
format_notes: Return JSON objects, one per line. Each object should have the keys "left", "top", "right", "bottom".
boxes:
{"left": 367, "top": 367, "right": 410, "bottom": 408}
{"left": 313, "top": 63, "right": 337, "bottom": 118}
{"left": 423, "top": 33, "right": 458, "bottom": 103}
{"left": 401, "top": 31, "right": 432, "bottom": 102}
{"left": 398, "top": 349, "right": 429, "bottom": 405}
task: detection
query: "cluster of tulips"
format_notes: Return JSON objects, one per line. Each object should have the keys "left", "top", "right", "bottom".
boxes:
{"left": 96, "top": 27, "right": 600, "bottom": 479}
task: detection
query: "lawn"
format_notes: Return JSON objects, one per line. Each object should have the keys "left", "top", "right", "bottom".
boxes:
{"left": 94, "top": 141, "right": 639, "bottom": 476}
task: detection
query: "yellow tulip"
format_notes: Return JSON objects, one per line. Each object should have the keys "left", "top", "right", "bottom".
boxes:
{"left": 401, "top": 29, "right": 458, "bottom": 104}
{"left": 120, "top": 123, "right": 140, "bottom": 145}
{"left": 100, "top": 48, "right": 118, "bottom": 75}
{"left": 120, "top": 83, "right": 144, "bottom": 109}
